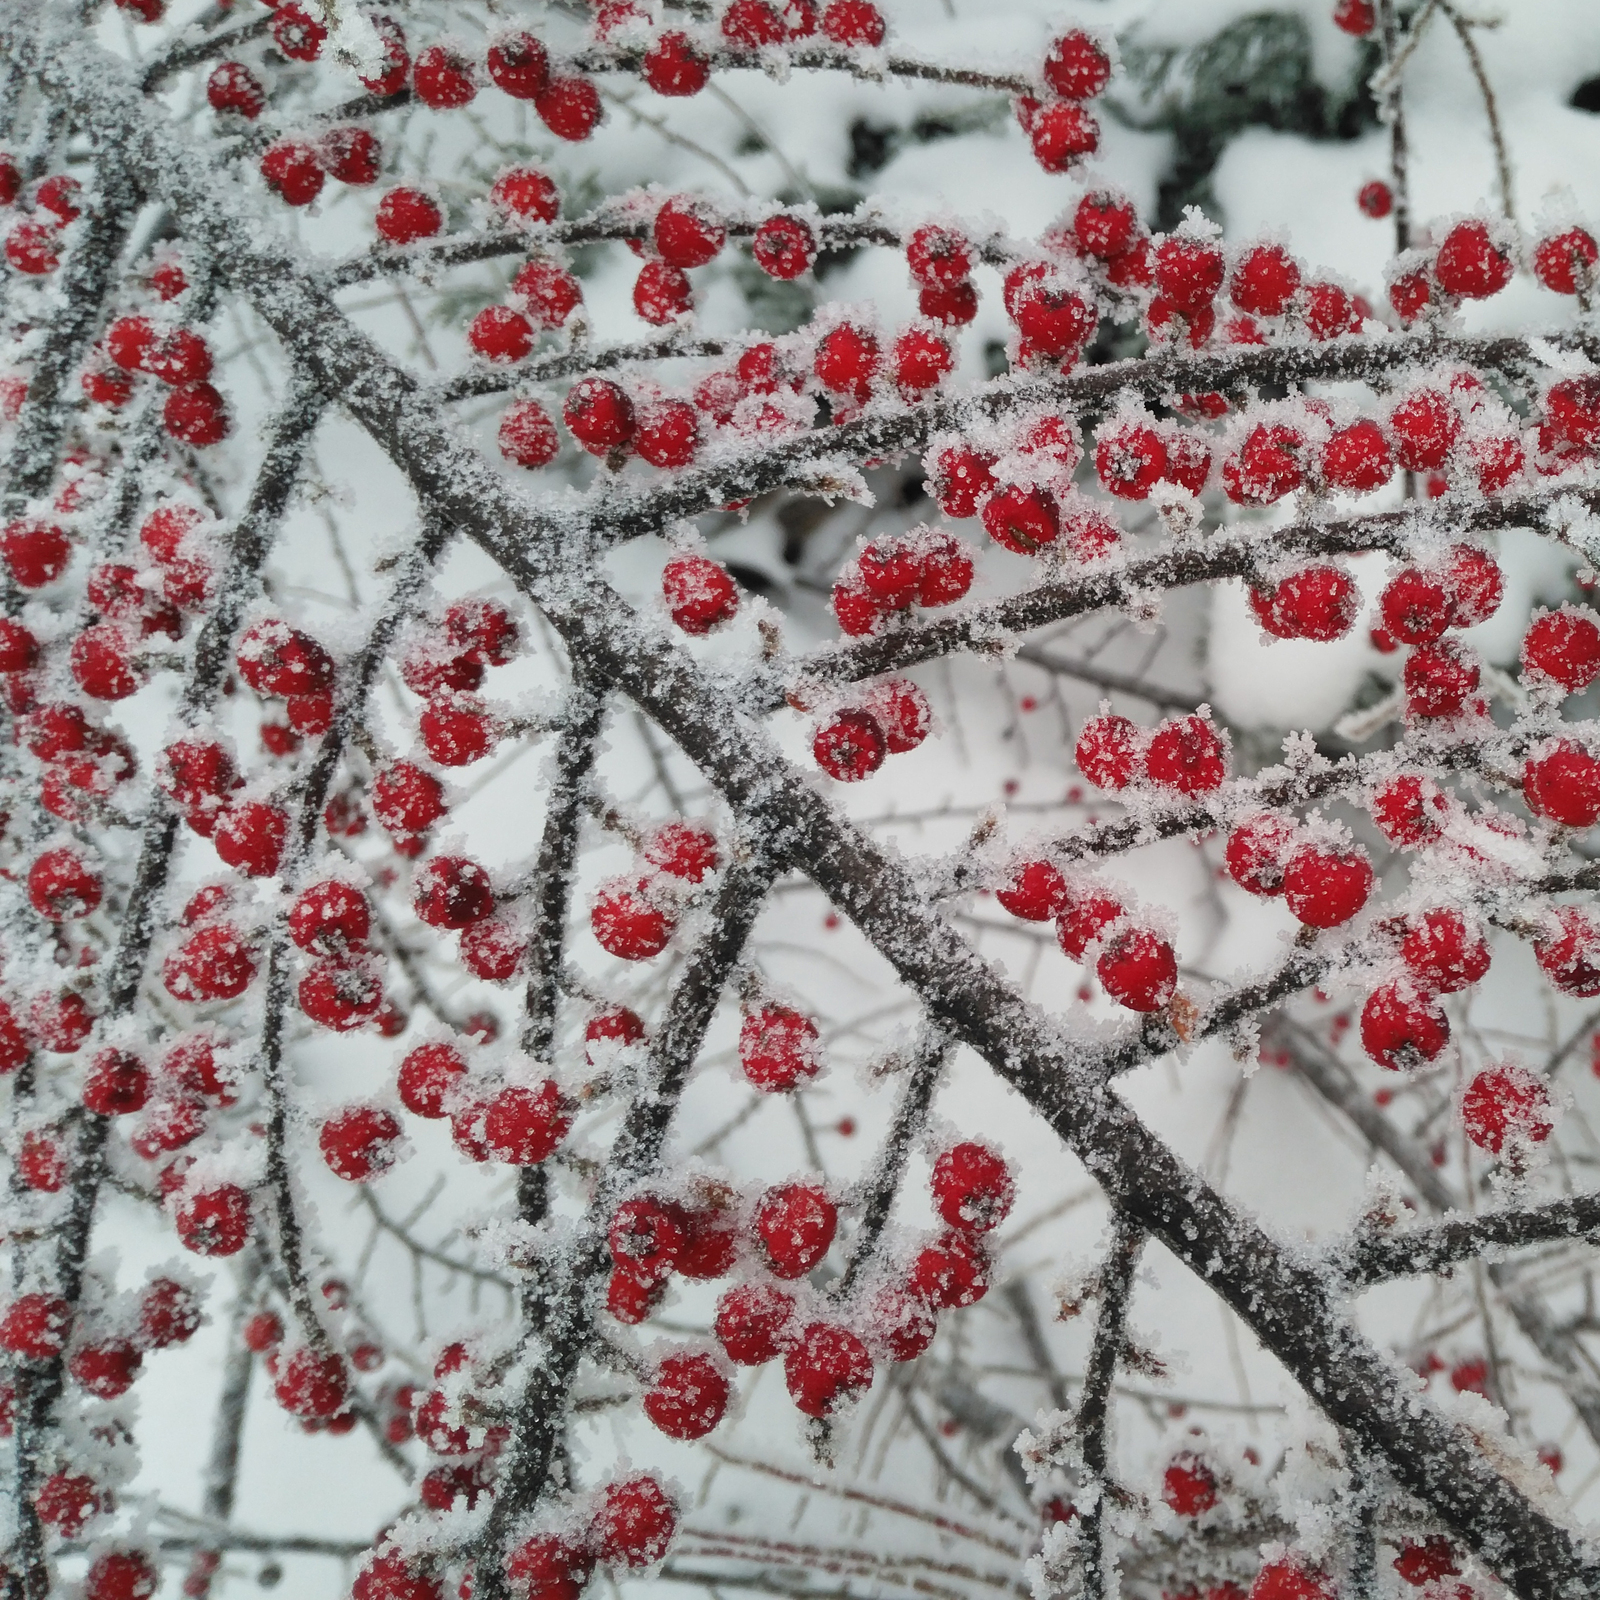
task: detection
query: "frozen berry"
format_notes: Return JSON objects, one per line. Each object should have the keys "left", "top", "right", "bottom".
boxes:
{"left": 1250, "top": 565, "right": 1358, "bottom": 641}
{"left": 1524, "top": 742, "right": 1600, "bottom": 828}
{"left": 1321, "top": 420, "right": 1393, "bottom": 492}
{"left": 1533, "top": 228, "right": 1599, "bottom": 295}
{"left": 1076, "top": 713, "right": 1141, "bottom": 790}
{"left": 1461, "top": 1063, "right": 1553, "bottom": 1153}
{"left": 28, "top": 847, "right": 101, "bottom": 920}
{"left": 397, "top": 1041, "right": 466, "bottom": 1119}
{"left": 643, "top": 1351, "right": 729, "bottom": 1439}
{"left": 982, "top": 484, "right": 1059, "bottom": 555}
{"left": 715, "top": 1282, "right": 795, "bottom": 1365}
{"left": 1282, "top": 843, "right": 1372, "bottom": 928}
{"left": 1401, "top": 909, "right": 1490, "bottom": 994}
{"left": 1042, "top": 30, "right": 1111, "bottom": 99}
{"left": 1434, "top": 219, "right": 1513, "bottom": 299}
{"left": 1097, "top": 928, "right": 1177, "bottom": 1012}
{"left": 931, "top": 1142, "right": 1013, "bottom": 1232}
{"left": 644, "top": 32, "right": 711, "bottom": 96}
{"left": 813, "top": 708, "right": 887, "bottom": 781}
{"left": 755, "top": 1182, "right": 836, "bottom": 1278}
{"left": 261, "top": 141, "right": 325, "bottom": 206}
{"left": 1361, "top": 982, "right": 1448, "bottom": 1071}
{"left": 1404, "top": 639, "right": 1479, "bottom": 720}
{"left": 0, "top": 1293, "right": 72, "bottom": 1360}
{"left": 752, "top": 213, "right": 816, "bottom": 279}
{"left": 175, "top": 1184, "right": 252, "bottom": 1255}
{"left": 564, "top": 378, "right": 634, "bottom": 453}
{"left": 590, "top": 1475, "right": 677, "bottom": 1568}
{"left": 1145, "top": 716, "right": 1226, "bottom": 795}
{"left": 414, "top": 856, "right": 494, "bottom": 929}
{"left": 1162, "top": 1451, "right": 1218, "bottom": 1516}
{"left": 375, "top": 187, "right": 443, "bottom": 245}
{"left": 739, "top": 1005, "right": 821, "bottom": 1092}
{"left": 413, "top": 44, "right": 477, "bottom": 109}
{"left": 663, "top": 553, "right": 738, "bottom": 633}
{"left": 1522, "top": 607, "right": 1600, "bottom": 693}
{"left": 536, "top": 77, "right": 602, "bottom": 141}
{"left": 486, "top": 31, "right": 548, "bottom": 99}
{"left": 320, "top": 1105, "right": 403, "bottom": 1180}
{"left": 592, "top": 879, "right": 674, "bottom": 959}
{"left": 1225, "top": 813, "right": 1297, "bottom": 895}
{"left": 784, "top": 1321, "right": 874, "bottom": 1415}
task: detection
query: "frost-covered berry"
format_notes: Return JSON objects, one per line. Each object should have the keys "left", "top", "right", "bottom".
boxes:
{"left": 275, "top": 1346, "right": 350, "bottom": 1418}
{"left": 663, "top": 553, "right": 738, "bottom": 633}
{"left": 272, "top": 2, "right": 325, "bottom": 59}
{"left": 1321, "top": 420, "right": 1393, "bottom": 492}
{"left": 492, "top": 167, "right": 560, "bottom": 224}
{"left": 28, "top": 847, "right": 101, "bottom": 920}
{"left": 586, "top": 1007, "right": 646, "bottom": 1064}
{"left": 1153, "top": 235, "right": 1225, "bottom": 311}
{"left": 931, "top": 1142, "right": 1013, "bottom": 1231}
{"left": 1404, "top": 639, "right": 1480, "bottom": 720}
{"left": 1434, "top": 219, "right": 1514, "bottom": 299}
{"left": 499, "top": 399, "right": 559, "bottom": 468}
{"left": 352, "top": 1552, "right": 442, "bottom": 1600}
{"left": 70, "top": 1338, "right": 143, "bottom": 1398}
{"left": 397, "top": 1041, "right": 466, "bottom": 1119}
{"left": 414, "top": 856, "right": 495, "bottom": 929}
{"left": 1249, "top": 1557, "right": 1336, "bottom": 1600}
{"left": 983, "top": 484, "right": 1059, "bottom": 554}
{"left": 636, "top": 399, "right": 701, "bottom": 468}
{"left": 320, "top": 1105, "right": 403, "bottom": 1180}
{"left": 0, "top": 1293, "right": 72, "bottom": 1360}
{"left": 643, "top": 1351, "right": 729, "bottom": 1439}
{"left": 507, "top": 1536, "right": 592, "bottom": 1600}
{"left": 813, "top": 708, "right": 888, "bottom": 781}
{"left": 644, "top": 32, "right": 711, "bottom": 96}
{"left": 755, "top": 1182, "right": 836, "bottom": 1278}
{"left": 289, "top": 880, "right": 370, "bottom": 954}
{"left": 1095, "top": 423, "right": 1167, "bottom": 499}
{"left": 1281, "top": 843, "right": 1372, "bottom": 928}
{"left": 1012, "top": 281, "right": 1097, "bottom": 358}
{"left": 655, "top": 197, "right": 726, "bottom": 267}
{"left": 715, "top": 1282, "right": 795, "bottom": 1364}
{"left": 482, "top": 1081, "right": 568, "bottom": 1163}
{"left": 784, "top": 1322, "right": 874, "bottom": 1416}
{"left": 592, "top": 878, "right": 674, "bottom": 959}
{"left": 1371, "top": 774, "right": 1448, "bottom": 847}
{"left": 412, "top": 44, "right": 477, "bottom": 109}
{"left": 486, "top": 31, "right": 548, "bottom": 99}
{"left": 739, "top": 1005, "right": 821, "bottom": 1091}
{"left": 1534, "top": 228, "right": 1599, "bottom": 294}
{"left": 1097, "top": 928, "right": 1177, "bottom": 1012}
{"left": 372, "top": 761, "right": 447, "bottom": 848}
{"left": 634, "top": 260, "right": 693, "bottom": 323}
{"left": 862, "top": 678, "right": 931, "bottom": 753}
{"left": 536, "top": 77, "right": 602, "bottom": 141}
{"left": 1222, "top": 423, "right": 1305, "bottom": 504}
{"left": 214, "top": 800, "right": 288, "bottom": 877}
{"left": 905, "top": 224, "right": 971, "bottom": 289}
{"left": 1379, "top": 567, "right": 1451, "bottom": 646}
{"left": 140, "top": 1278, "right": 200, "bottom": 1347}
{"left": 261, "top": 141, "right": 324, "bottom": 205}
{"left": 1462, "top": 1063, "right": 1553, "bottom": 1153}
{"left": 1393, "top": 1538, "right": 1459, "bottom": 1587}
{"left": 1162, "top": 1450, "right": 1218, "bottom": 1516}
{"left": 1056, "top": 887, "right": 1123, "bottom": 960}
{"left": 1401, "top": 909, "right": 1490, "bottom": 994}
{"left": 469, "top": 306, "right": 534, "bottom": 363}
{"left": 420, "top": 695, "right": 498, "bottom": 766}
{"left": 929, "top": 443, "right": 995, "bottom": 517}
{"left": 375, "top": 187, "right": 442, "bottom": 245}
{"left": 18, "top": 1132, "right": 64, "bottom": 1191}
{"left": 1250, "top": 565, "right": 1358, "bottom": 641}
{"left": 1029, "top": 99, "right": 1100, "bottom": 170}
{"left": 1074, "top": 191, "right": 1139, "bottom": 259}
{"left": 1042, "top": 30, "right": 1111, "bottom": 99}
{"left": 1225, "top": 813, "right": 1297, "bottom": 895}
{"left": 34, "top": 1472, "right": 106, "bottom": 1537}
{"left": 176, "top": 1184, "right": 252, "bottom": 1255}
{"left": 1361, "top": 982, "right": 1448, "bottom": 1071}
{"left": 823, "top": 0, "right": 885, "bottom": 45}
{"left": 752, "top": 213, "right": 817, "bottom": 279}
{"left": 1522, "top": 607, "right": 1600, "bottom": 692}
{"left": 85, "top": 1551, "right": 158, "bottom": 1600}
{"left": 2, "top": 517, "right": 70, "bottom": 587}
{"left": 164, "top": 924, "right": 257, "bottom": 1002}
{"left": 1443, "top": 543, "right": 1503, "bottom": 626}
{"left": 814, "top": 323, "right": 881, "bottom": 402}
{"left": 460, "top": 918, "right": 526, "bottom": 982}
{"left": 892, "top": 326, "right": 954, "bottom": 397}
{"left": 317, "top": 126, "right": 380, "bottom": 186}
{"left": 997, "top": 859, "right": 1069, "bottom": 922}
{"left": 207, "top": 60, "right": 266, "bottom": 118}
{"left": 1076, "top": 713, "right": 1142, "bottom": 790}
{"left": 1144, "top": 715, "right": 1226, "bottom": 795}
{"left": 590, "top": 1475, "right": 677, "bottom": 1568}
{"left": 910, "top": 1227, "right": 988, "bottom": 1308}
{"left": 1389, "top": 389, "right": 1460, "bottom": 472}
{"left": 564, "top": 378, "right": 634, "bottom": 454}
{"left": 1524, "top": 741, "right": 1600, "bottom": 828}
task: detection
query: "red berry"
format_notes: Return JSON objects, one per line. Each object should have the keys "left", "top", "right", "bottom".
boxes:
{"left": 643, "top": 1351, "right": 729, "bottom": 1439}
{"left": 139, "top": 1278, "right": 201, "bottom": 1347}
{"left": 1434, "top": 219, "right": 1513, "bottom": 299}
{"left": 1095, "top": 423, "right": 1167, "bottom": 499}
{"left": 891, "top": 326, "right": 953, "bottom": 397}
{"left": 275, "top": 1345, "right": 349, "bottom": 1418}
{"left": 723, "top": 0, "right": 789, "bottom": 47}
{"left": 28, "top": 846, "right": 101, "bottom": 920}
{"left": 1, "top": 517, "right": 70, "bottom": 588}
{"left": 862, "top": 678, "right": 931, "bottom": 753}
{"left": 420, "top": 696, "right": 498, "bottom": 766}
{"left": 5, "top": 220, "right": 60, "bottom": 275}
{"left": 904, "top": 224, "right": 970, "bottom": 289}
{"left": 175, "top": 1184, "right": 252, "bottom": 1255}
{"left": 865, "top": 1283, "right": 936, "bottom": 1362}
{"left": 164, "top": 924, "right": 257, "bottom": 1002}
{"left": 832, "top": 573, "right": 885, "bottom": 636}
{"left": 83, "top": 1048, "right": 151, "bottom": 1115}
{"left": 1536, "top": 907, "right": 1600, "bottom": 995}
{"left": 1282, "top": 843, "right": 1372, "bottom": 928}
{"left": 586, "top": 1007, "right": 646, "bottom": 1064}
{"left": 654, "top": 197, "right": 725, "bottom": 268}
{"left": 814, "top": 323, "right": 881, "bottom": 402}
{"left": 236, "top": 619, "right": 334, "bottom": 697}
{"left": 1393, "top": 1538, "right": 1459, "bottom": 1587}
{"left": 1097, "top": 927, "right": 1177, "bottom": 1013}
{"left": 1389, "top": 268, "right": 1432, "bottom": 324}
{"left": 609, "top": 1195, "right": 687, "bottom": 1283}
{"left": 633, "top": 260, "right": 693, "bottom": 324}
{"left": 1523, "top": 606, "right": 1600, "bottom": 692}
{"left": 213, "top": 801, "right": 288, "bottom": 878}
{"left": 261, "top": 141, "right": 325, "bottom": 206}
{"left": 414, "top": 856, "right": 494, "bottom": 929}
{"left": 1301, "top": 280, "right": 1361, "bottom": 340}
{"left": 486, "top": 31, "right": 548, "bottom": 100}
{"left": 1162, "top": 1451, "right": 1218, "bottom": 1516}
{"left": 997, "top": 858, "right": 1072, "bottom": 924}
{"left": 1222, "top": 423, "right": 1305, "bottom": 504}
{"left": 18, "top": 1132, "right": 64, "bottom": 1191}
{"left": 739, "top": 1005, "right": 821, "bottom": 1092}
{"left": 592, "top": 878, "right": 674, "bottom": 959}
{"left": 662, "top": 553, "right": 737, "bottom": 633}
{"left": 1074, "top": 191, "right": 1139, "bottom": 259}
{"left": 1321, "top": 419, "right": 1393, "bottom": 492}
{"left": 511, "top": 259, "right": 583, "bottom": 330}
{"left": 1379, "top": 567, "right": 1451, "bottom": 647}
{"left": 460, "top": 917, "right": 525, "bottom": 983}
{"left": 483, "top": 1080, "right": 568, "bottom": 1164}
{"left": 928, "top": 443, "right": 995, "bottom": 518}
{"left": 498, "top": 400, "right": 559, "bottom": 468}
{"left": 1154, "top": 235, "right": 1225, "bottom": 311}
{"left": 469, "top": 305, "right": 534, "bottom": 364}
{"left": 1533, "top": 228, "right": 1599, "bottom": 294}
{"left": 70, "top": 1339, "right": 144, "bottom": 1398}
{"left": 1250, "top": 564, "right": 1358, "bottom": 641}
{"left": 1443, "top": 543, "right": 1503, "bottom": 626}
{"left": 1076, "top": 713, "right": 1142, "bottom": 790}
{"left": 1524, "top": 741, "right": 1600, "bottom": 828}
{"left": 397, "top": 1041, "right": 466, "bottom": 1119}
{"left": 413, "top": 45, "right": 477, "bottom": 109}
{"left": 644, "top": 32, "right": 711, "bottom": 96}
{"left": 755, "top": 1182, "right": 836, "bottom": 1278}
{"left": 319, "top": 1106, "right": 403, "bottom": 1180}
{"left": 85, "top": 1552, "right": 158, "bottom": 1600}
{"left": 1145, "top": 715, "right": 1226, "bottom": 795}
{"left": 272, "top": 2, "right": 325, "bottom": 59}
{"left": 1462, "top": 1063, "right": 1553, "bottom": 1153}
{"left": 372, "top": 761, "right": 446, "bottom": 844}
{"left": 564, "top": 377, "right": 634, "bottom": 453}
{"left": 982, "top": 484, "right": 1059, "bottom": 555}
{"left": 289, "top": 880, "right": 370, "bottom": 955}
{"left": 1361, "top": 982, "right": 1449, "bottom": 1071}
{"left": 491, "top": 167, "right": 560, "bottom": 222}
{"left": 1404, "top": 639, "right": 1479, "bottom": 720}
{"left": 207, "top": 61, "right": 266, "bottom": 118}
{"left": 1250, "top": 1558, "right": 1335, "bottom": 1600}
{"left": 163, "top": 380, "right": 230, "bottom": 446}
{"left": 931, "top": 1142, "right": 1013, "bottom": 1232}
{"left": 636, "top": 400, "right": 701, "bottom": 468}
{"left": 535, "top": 77, "right": 602, "bottom": 141}
{"left": 375, "top": 187, "right": 442, "bottom": 245}
{"left": 813, "top": 708, "right": 887, "bottom": 781}
{"left": 1056, "top": 887, "right": 1124, "bottom": 961}
{"left": 352, "top": 1553, "right": 441, "bottom": 1600}
{"left": 822, "top": 0, "right": 884, "bottom": 45}
{"left": 752, "top": 213, "right": 816, "bottom": 279}
{"left": 1389, "top": 389, "right": 1460, "bottom": 471}
{"left": 644, "top": 820, "right": 720, "bottom": 883}
{"left": 1012, "top": 280, "right": 1097, "bottom": 358}
{"left": 1333, "top": 0, "right": 1375, "bottom": 35}
{"left": 358, "top": 14, "right": 410, "bottom": 96}
{"left": 318, "top": 126, "right": 380, "bottom": 186}
{"left": 507, "top": 1537, "right": 592, "bottom": 1600}
{"left": 715, "top": 1282, "right": 795, "bottom": 1365}
{"left": 0, "top": 1293, "right": 72, "bottom": 1360}
{"left": 784, "top": 1322, "right": 873, "bottom": 1416}
{"left": 1402, "top": 909, "right": 1490, "bottom": 994}
{"left": 1225, "top": 813, "right": 1297, "bottom": 896}
{"left": 909, "top": 1228, "right": 989, "bottom": 1308}
{"left": 590, "top": 1475, "right": 677, "bottom": 1568}
{"left": 910, "top": 529, "right": 973, "bottom": 606}
{"left": 35, "top": 1472, "right": 106, "bottom": 1537}
{"left": 1043, "top": 29, "right": 1111, "bottom": 99}
{"left": 0, "top": 151, "right": 15, "bottom": 205}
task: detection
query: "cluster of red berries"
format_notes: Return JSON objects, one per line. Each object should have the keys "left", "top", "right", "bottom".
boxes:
{"left": 589, "top": 818, "right": 721, "bottom": 961}
{"left": 1076, "top": 711, "right": 1230, "bottom": 798}
{"left": 90, "top": 310, "right": 227, "bottom": 444}
{"left": 1, "top": 161, "right": 81, "bottom": 278}
{"left": 810, "top": 677, "right": 932, "bottom": 783}
{"left": 601, "top": 1139, "right": 1013, "bottom": 1434}
{"left": 1013, "top": 31, "right": 1113, "bottom": 177}
{"left": 996, "top": 854, "right": 1181, "bottom": 1013}
{"left": 400, "top": 597, "right": 520, "bottom": 770}
{"left": 831, "top": 525, "right": 975, "bottom": 635}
